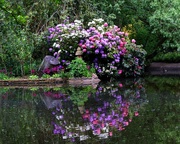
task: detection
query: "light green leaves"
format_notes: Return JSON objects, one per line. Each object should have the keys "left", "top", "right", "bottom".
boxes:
{"left": 149, "top": 0, "right": 180, "bottom": 51}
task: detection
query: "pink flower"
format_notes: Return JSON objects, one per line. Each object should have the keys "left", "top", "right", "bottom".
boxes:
{"left": 134, "top": 111, "right": 139, "bottom": 116}
{"left": 109, "top": 132, "right": 113, "bottom": 136}
{"left": 89, "top": 37, "right": 94, "bottom": 41}
{"left": 90, "top": 45, "right": 95, "bottom": 48}
{"left": 120, "top": 41, "right": 124, "bottom": 47}
{"left": 121, "top": 38, "right": 125, "bottom": 42}
{"left": 87, "top": 65, "right": 90, "bottom": 70}
{"left": 104, "top": 22, "right": 108, "bottom": 27}
{"left": 93, "top": 120, "right": 98, "bottom": 125}
{"left": 82, "top": 44, "right": 86, "bottom": 48}
{"left": 123, "top": 121, "right": 129, "bottom": 126}
{"left": 101, "top": 123, "right": 105, "bottom": 128}
{"left": 95, "top": 128, "right": 101, "bottom": 135}
{"left": 118, "top": 70, "right": 122, "bottom": 74}
{"left": 31, "top": 69, "right": 36, "bottom": 74}
{"left": 118, "top": 125, "right": 125, "bottom": 131}
{"left": 83, "top": 114, "right": 89, "bottom": 119}
{"left": 119, "top": 83, "right": 123, "bottom": 88}
{"left": 125, "top": 33, "right": 129, "bottom": 36}
{"left": 83, "top": 49, "right": 87, "bottom": 52}
{"left": 32, "top": 93, "right": 37, "bottom": 97}
{"left": 132, "top": 39, "right": 136, "bottom": 43}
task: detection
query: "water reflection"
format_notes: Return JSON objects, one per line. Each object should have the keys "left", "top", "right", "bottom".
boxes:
{"left": 0, "top": 77, "right": 179, "bottom": 143}
{"left": 48, "top": 79, "right": 147, "bottom": 142}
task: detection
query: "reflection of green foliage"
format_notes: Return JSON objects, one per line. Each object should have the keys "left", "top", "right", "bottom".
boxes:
{"left": 0, "top": 89, "right": 53, "bottom": 143}
{"left": 29, "top": 87, "right": 38, "bottom": 91}
{"left": 153, "top": 102, "right": 180, "bottom": 143}
{"left": 145, "top": 76, "right": 180, "bottom": 92}
{"left": 52, "top": 87, "right": 61, "bottom": 91}
{"left": 68, "top": 86, "right": 95, "bottom": 106}
{"left": 0, "top": 87, "right": 10, "bottom": 94}
{"left": 120, "top": 78, "right": 179, "bottom": 143}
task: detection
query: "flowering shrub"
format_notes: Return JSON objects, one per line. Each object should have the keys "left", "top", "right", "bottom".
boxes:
{"left": 47, "top": 18, "right": 89, "bottom": 69}
{"left": 122, "top": 42, "right": 147, "bottom": 76}
{"left": 47, "top": 18, "right": 147, "bottom": 79}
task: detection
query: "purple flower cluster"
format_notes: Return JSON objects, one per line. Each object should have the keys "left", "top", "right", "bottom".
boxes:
{"left": 43, "top": 66, "right": 59, "bottom": 74}
{"left": 78, "top": 25, "right": 129, "bottom": 77}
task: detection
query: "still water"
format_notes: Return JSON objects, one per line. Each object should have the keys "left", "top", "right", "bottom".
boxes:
{"left": 0, "top": 76, "right": 179, "bottom": 144}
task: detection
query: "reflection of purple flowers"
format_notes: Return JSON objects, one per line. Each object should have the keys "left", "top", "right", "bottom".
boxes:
{"left": 50, "top": 79, "right": 147, "bottom": 142}
{"left": 82, "top": 99, "right": 131, "bottom": 133}
{"left": 44, "top": 91, "right": 66, "bottom": 99}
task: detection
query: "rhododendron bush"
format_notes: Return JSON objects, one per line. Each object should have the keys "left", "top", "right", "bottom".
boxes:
{"left": 46, "top": 18, "right": 147, "bottom": 79}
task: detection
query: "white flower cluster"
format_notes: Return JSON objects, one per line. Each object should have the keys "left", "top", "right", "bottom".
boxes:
{"left": 88, "top": 18, "right": 106, "bottom": 33}
{"left": 88, "top": 18, "right": 104, "bottom": 26}
{"left": 56, "top": 19, "right": 89, "bottom": 39}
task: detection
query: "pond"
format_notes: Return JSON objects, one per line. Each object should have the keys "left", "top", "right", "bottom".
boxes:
{"left": 0, "top": 76, "right": 179, "bottom": 144}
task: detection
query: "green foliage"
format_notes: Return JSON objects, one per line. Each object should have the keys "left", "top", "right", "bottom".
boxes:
{"left": 59, "top": 71, "right": 71, "bottom": 78}
{"left": 1, "top": 0, "right": 179, "bottom": 77}
{"left": 149, "top": 0, "right": 180, "bottom": 51}
{"left": 130, "top": 20, "right": 161, "bottom": 58}
{"left": 122, "top": 43, "right": 147, "bottom": 76}
{"left": 42, "top": 74, "right": 51, "bottom": 79}
{"left": 51, "top": 73, "right": 61, "bottom": 78}
{"left": 0, "top": 73, "right": 9, "bottom": 80}
{"left": 0, "top": 3, "right": 44, "bottom": 76}
{"left": 0, "top": 87, "right": 10, "bottom": 94}
{"left": 145, "top": 76, "right": 180, "bottom": 92}
{"left": 67, "top": 57, "right": 93, "bottom": 77}
{"left": 29, "top": 75, "right": 38, "bottom": 80}
{"left": 0, "top": 28, "right": 36, "bottom": 76}
{"left": 152, "top": 52, "right": 180, "bottom": 62}
{"left": 91, "top": 0, "right": 124, "bottom": 25}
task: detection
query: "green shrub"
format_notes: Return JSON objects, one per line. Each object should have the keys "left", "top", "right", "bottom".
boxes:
{"left": 29, "top": 75, "right": 39, "bottom": 80}
{"left": 0, "top": 73, "right": 9, "bottom": 80}
{"left": 152, "top": 52, "right": 180, "bottom": 62}
{"left": 67, "top": 57, "right": 93, "bottom": 78}
{"left": 42, "top": 74, "right": 51, "bottom": 79}
{"left": 52, "top": 73, "right": 61, "bottom": 78}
